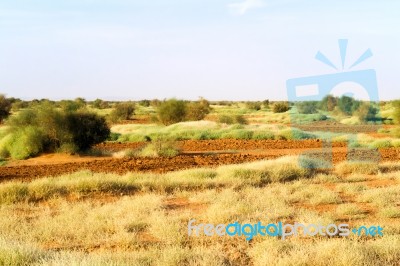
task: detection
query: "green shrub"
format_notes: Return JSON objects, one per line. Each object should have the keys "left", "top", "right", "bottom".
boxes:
{"left": 245, "top": 102, "right": 262, "bottom": 111}
{"left": 355, "top": 102, "right": 379, "bottom": 122}
{"left": 272, "top": 102, "right": 289, "bottom": 113}
{"left": 1, "top": 104, "right": 110, "bottom": 159}
{"left": 337, "top": 95, "right": 361, "bottom": 115}
{"left": 0, "top": 94, "right": 12, "bottom": 124}
{"left": 278, "top": 128, "right": 316, "bottom": 140}
{"left": 8, "top": 126, "right": 45, "bottom": 160}
{"left": 318, "top": 95, "right": 337, "bottom": 111}
{"left": 92, "top": 98, "right": 109, "bottom": 109}
{"left": 136, "top": 140, "right": 180, "bottom": 157}
{"left": 65, "top": 112, "right": 110, "bottom": 150}
{"left": 157, "top": 99, "right": 187, "bottom": 125}
{"left": 186, "top": 98, "right": 211, "bottom": 121}
{"left": 296, "top": 101, "right": 318, "bottom": 114}
{"left": 109, "top": 102, "right": 135, "bottom": 122}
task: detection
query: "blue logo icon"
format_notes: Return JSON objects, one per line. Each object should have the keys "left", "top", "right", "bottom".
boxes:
{"left": 286, "top": 39, "right": 381, "bottom": 168}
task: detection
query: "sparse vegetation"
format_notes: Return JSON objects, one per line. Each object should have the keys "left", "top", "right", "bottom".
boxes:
{"left": 0, "top": 95, "right": 12, "bottom": 124}
{"left": 0, "top": 104, "right": 110, "bottom": 159}
{"left": 109, "top": 102, "right": 135, "bottom": 122}
{"left": 272, "top": 102, "right": 289, "bottom": 113}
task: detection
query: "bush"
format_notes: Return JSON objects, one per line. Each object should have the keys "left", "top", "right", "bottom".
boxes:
{"left": 0, "top": 95, "right": 12, "bottom": 123}
{"left": 157, "top": 99, "right": 187, "bottom": 125}
{"left": 272, "top": 102, "right": 289, "bottom": 113}
{"left": 136, "top": 140, "right": 180, "bottom": 157}
{"left": 319, "top": 95, "right": 337, "bottom": 111}
{"left": 245, "top": 102, "right": 262, "bottom": 111}
{"left": 392, "top": 100, "right": 400, "bottom": 125}
{"left": 4, "top": 126, "right": 46, "bottom": 160}
{"left": 138, "top": 100, "right": 151, "bottom": 107}
{"left": 65, "top": 112, "right": 110, "bottom": 151}
{"left": 355, "top": 103, "right": 378, "bottom": 122}
{"left": 0, "top": 104, "right": 110, "bottom": 159}
{"left": 337, "top": 95, "right": 360, "bottom": 115}
{"left": 92, "top": 99, "right": 109, "bottom": 109}
{"left": 109, "top": 102, "right": 135, "bottom": 122}
{"left": 296, "top": 101, "right": 318, "bottom": 114}
{"left": 186, "top": 98, "right": 211, "bottom": 121}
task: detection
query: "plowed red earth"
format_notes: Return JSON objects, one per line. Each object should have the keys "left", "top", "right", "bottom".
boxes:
{"left": 1, "top": 139, "right": 400, "bottom": 182}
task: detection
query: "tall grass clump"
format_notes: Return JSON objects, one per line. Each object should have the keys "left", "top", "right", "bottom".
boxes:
{"left": 135, "top": 139, "right": 180, "bottom": 158}
{"left": 278, "top": 128, "right": 316, "bottom": 140}
{"left": 335, "top": 161, "right": 379, "bottom": 175}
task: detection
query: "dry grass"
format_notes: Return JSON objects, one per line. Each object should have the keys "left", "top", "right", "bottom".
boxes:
{"left": 1, "top": 157, "right": 400, "bottom": 265}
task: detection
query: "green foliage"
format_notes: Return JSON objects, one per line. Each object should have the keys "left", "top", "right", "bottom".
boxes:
{"left": 337, "top": 95, "right": 361, "bottom": 115}
{"left": 65, "top": 112, "right": 110, "bottom": 151}
{"left": 2, "top": 126, "right": 45, "bottom": 160}
{"left": 319, "top": 95, "right": 337, "bottom": 111}
{"left": 0, "top": 104, "right": 110, "bottom": 159}
{"left": 0, "top": 95, "right": 12, "bottom": 123}
{"left": 392, "top": 100, "right": 400, "bottom": 125}
{"left": 157, "top": 99, "right": 187, "bottom": 125}
{"left": 138, "top": 100, "right": 151, "bottom": 107}
{"left": 245, "top": 102, "right": 262, "bottom": 111}
{"left": 186, "top": 98, "right": 211, "bottom": 121}
{"left": 92, "top": 99, "right": 109, "bottom": 109}
{"left": 296, "top": 101, "right": 318, "bottom": 114}
{"left": 272, "top": 102, "right": 289, "bottom": 113}
{"left": 278, "top": 128, "right": 316, "bottom": 140}
{"left": 218, "top": 114, "right": 247, "bottom": 125}
{"left": 355, "top": 103, "right": 379, "bottom": 122}
{"left": 59, "top": 100, "right": 85, "bottom": 112}
{"left": 109, "top": 102, "right": 135, "bottom": 122}
{"left": 262, "top": 99, "right": 270, "bottom": 108}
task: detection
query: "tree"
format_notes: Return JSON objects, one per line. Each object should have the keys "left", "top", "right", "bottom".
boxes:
{"left": 157, "top": 99, "right": 187, "bottom": 125}
{"left": 0, "top": 95, "right": 12, "bottom": 123}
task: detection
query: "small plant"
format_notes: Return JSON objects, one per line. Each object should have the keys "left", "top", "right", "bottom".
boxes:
{"left": 218, "top": 114, "right": 247, "bottom": 125}
{"left": 136, "top": 139, "right": 180, "bottom": 157}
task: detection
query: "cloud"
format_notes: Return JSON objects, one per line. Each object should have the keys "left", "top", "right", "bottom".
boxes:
{"left": 228, "top": 0, "right": 266, "bottom": 15}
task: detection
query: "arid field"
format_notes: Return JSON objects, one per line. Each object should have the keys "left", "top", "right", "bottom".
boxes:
{"left": 0, "top": 99, "right": 400, "bottom": 265}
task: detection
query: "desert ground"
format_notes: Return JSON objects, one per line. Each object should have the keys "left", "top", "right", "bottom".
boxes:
{"left": 0, "top": 99, "right": 399, "bottom": 265}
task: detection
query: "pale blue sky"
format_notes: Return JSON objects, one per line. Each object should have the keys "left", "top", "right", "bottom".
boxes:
{"left": 0, "top": 0, "right": 399, "bottom": 100}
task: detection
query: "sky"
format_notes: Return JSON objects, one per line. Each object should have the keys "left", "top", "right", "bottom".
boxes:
{"left": 0, "top": 0, "right": 400, "bottom": 101}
